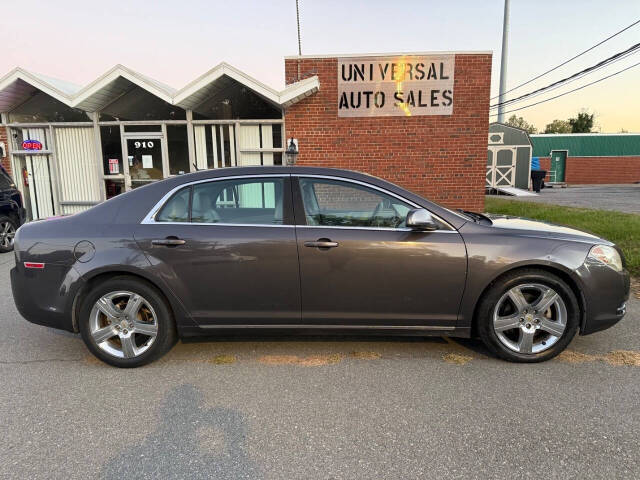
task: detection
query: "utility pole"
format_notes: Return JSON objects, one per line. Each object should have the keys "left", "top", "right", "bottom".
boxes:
{"left": 296, "top": 0, "right": 302, "bottom": 80}
{"left": 296, "top": 0, "right": 302, "bottom": 57}
{"left": 497, "top": 0, "right": 510, "bottom": 123}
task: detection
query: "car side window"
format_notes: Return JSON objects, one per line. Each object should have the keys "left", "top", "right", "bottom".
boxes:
{"left": 299, "top": 178, "right": 412, "bottom": 228}
{"left": 191, "top": 177, "right": 284, "bottom": 225}
{"left": 156, "top": 187, "right": 191, "bottom": 222}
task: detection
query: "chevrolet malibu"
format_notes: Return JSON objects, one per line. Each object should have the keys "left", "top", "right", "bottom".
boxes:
{"left": 10, "top": 167, "right": 629, "bottom": 367}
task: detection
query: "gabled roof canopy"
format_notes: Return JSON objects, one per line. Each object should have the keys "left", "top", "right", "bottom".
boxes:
{"left": 73, "top": 65, "right": 176, "bottom": 112}
{"left": 0, "top": 68, "right": 80, "bottom": 111}
{"left": 0, "top": 63, "right": 319, "bottom": 116}
{"left": 174, "top": 63, "right": 283, "bottom": 110}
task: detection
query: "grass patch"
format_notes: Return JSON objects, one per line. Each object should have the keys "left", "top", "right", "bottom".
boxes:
{"left": 258, "top": 354, "right": 344, "bottom": 367}
{"left": 209, "top": 354, "right": 236, "bottom": 365}
{"left": 349, "top": 351, "right": 382, "bottom": 360}
{"left": 442, "top": 353, "right": 473, "bottom": 365}
{"left": 556, "top": 349, "right": 640, "bottom": 366}
{"left": 485, "top": 197, "right": 640, "bottom": 277}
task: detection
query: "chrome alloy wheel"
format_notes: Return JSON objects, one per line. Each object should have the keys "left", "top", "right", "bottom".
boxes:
{"left": 89, "top": 291, "right": 158, "bottom": 359}
{"left": 493, "top": 283, "right": 567, "bottom": 354}
{"left": 0, "top": 220, "right": 15, "bottom": 249}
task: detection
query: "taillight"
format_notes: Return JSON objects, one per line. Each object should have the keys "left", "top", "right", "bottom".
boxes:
{"left": 24, "top": 262, "right": 45, "bottom": 269}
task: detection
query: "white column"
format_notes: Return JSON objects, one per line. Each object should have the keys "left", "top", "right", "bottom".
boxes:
{"left": 186, "top": 109, "right": 196, "bottom": 172}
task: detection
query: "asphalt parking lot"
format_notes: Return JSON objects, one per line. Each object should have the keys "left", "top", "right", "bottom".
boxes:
{"left": 490, "top": 184, "right": 640, "bottom": 214}
{"left": 1, "top": 251, "right": 639, "bottom": 479}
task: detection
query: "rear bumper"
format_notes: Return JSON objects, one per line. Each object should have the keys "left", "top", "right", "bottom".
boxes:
{"left": 16, "top": 207, "right": 26, "bottom": 226}
{"left": 577, "top": 261, "right": 630, "bottom": 335}
{"left": 10, "top": 263, "right": 82, "bottom": 332}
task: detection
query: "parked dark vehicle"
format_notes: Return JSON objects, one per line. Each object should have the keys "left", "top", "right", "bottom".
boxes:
{"left": 0, "top": 164, "right": 26, "bottom": 253}
{"left": 10, "top": 167, "right": 629, "bottom": 367}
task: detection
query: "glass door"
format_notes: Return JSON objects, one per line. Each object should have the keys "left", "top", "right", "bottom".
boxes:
{"left": 124, "top": 134, "right": 166, "bottom": 189}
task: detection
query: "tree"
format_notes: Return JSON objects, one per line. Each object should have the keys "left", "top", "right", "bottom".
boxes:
{"left": 568, "top": 111, "right": 595, "bottom": 133}
{"left": 544, "top": 119, "right": 572, "bottom": 134}
{"left": 505, "top": 114, "right": 538, "bottom": 134}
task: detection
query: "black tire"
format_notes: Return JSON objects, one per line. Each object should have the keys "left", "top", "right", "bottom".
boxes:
{"left": 477, "top": 269, "right": 579, "bottom": 363}
{"left": 79, "top": 276, "right": 177, "bottom": 368}
{"left": 0, "top": 215, "right": 17, "bottom": 253}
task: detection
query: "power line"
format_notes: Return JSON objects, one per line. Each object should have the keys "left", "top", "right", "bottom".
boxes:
{"left": 489, "top": 48, "right": 639, "bottom": 109}
{"left": 491, "top": 18, "right": 640, "bottom": 101}
{"left": 489, "top": 59, "right": 640, "bottom": 117}
{"left": 490, "top": 41, "right": 640, "bottom": 109}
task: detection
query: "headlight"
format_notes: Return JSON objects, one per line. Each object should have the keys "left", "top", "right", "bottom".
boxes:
{"left": 587, "top": 245, "right": 623, "bottom": 272}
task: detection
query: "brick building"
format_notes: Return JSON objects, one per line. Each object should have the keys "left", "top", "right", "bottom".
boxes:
{"left": 284, "top": 53, "right": 492, "bottom": 211}
{"left": 531, "top": 133, "right": 640, "bottom": 185}
{"left": 0, "top": 51, "right": 492, "bottom": 220}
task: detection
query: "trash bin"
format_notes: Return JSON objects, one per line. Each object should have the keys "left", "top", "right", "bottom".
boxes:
{"left": 531, "top": 170, "right": 546, "bottom": 193}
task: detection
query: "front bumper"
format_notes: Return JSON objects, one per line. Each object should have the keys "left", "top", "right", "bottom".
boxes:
{"left": 577, "top": 260, "right": 630, "bottom": 335}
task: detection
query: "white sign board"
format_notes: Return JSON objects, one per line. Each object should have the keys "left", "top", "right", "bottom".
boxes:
{"left": 142, "top": 155, "right": 153, "bottom": 169}
{"left": 338, "top": 54, "right": 455, "bottom": 117}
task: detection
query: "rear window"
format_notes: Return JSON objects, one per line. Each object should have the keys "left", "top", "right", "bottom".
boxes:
{"left": 156, "top": 187, "right": 191, "bottom": 222}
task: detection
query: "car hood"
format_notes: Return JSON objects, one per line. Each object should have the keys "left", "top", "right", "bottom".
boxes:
{"left": 483, "top": 214, "right": 606, "bottom": 243}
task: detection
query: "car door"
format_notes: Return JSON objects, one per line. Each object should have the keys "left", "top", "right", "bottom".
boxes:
{"left": 134, "top": 175, "right": 301, "bottom": 326}
{"left": 293, "top": 176, "right": 467, "bottom": 328}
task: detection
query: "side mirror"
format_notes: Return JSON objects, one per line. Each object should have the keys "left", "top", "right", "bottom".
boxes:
{"left": 406, "top": 208, "right": 438, "bottom": 231}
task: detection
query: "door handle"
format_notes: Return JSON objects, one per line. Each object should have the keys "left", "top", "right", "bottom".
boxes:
{"left": 304, "top": 240, "right": 338, "bottom": 249}
{"left": 152, "top": 237, "right": 186, "bottom": 246}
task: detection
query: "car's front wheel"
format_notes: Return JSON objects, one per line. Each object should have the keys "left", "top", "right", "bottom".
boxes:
{"left": 79, "top": 276, "right": 177, "bottom": 367}
{"left": 477, "top": 269, "right": 579, "bottom": 362}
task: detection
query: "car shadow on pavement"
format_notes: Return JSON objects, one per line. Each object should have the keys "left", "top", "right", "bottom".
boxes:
{"left": 182, "top": 333, "right": 451, "bottom": 344}
{"left": 101, "top": 384, "right": 262, "bottom": 480}
{"left": 178, "top": 333, "right": 494, "bottom": 361}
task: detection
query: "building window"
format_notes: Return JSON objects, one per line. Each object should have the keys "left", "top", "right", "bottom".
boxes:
{"left": 105, "top": 179, "right": 124, "bottom": 199}
{"left": 237, "top": 124, "right": 283, "bottom": 166}
{"left": 167, "top": 125, "right": 189, "bottom": 175}
{"left": 10, "top": 127, "right": 49, "bottom": 151}
{"left": 124, "top": 125, "right": 162, "bottom": 132}
{"left": 98, "top": 87, "right": 186, "bottom": 121}
{"left": 193, "top": 124, "right": 237, "bottom": 169}
{"left": 8, "top": 93, "right": 90, "bottom": 123}
{"left": 100, "top": 126, "right": 123, "bottom": 175}
{"left": 191, "top": 82, "right": 282, "bottom": 120}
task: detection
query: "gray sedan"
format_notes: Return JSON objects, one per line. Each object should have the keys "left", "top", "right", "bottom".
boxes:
{"left": 10, "top": 167, "right": 630, "bottom": 367}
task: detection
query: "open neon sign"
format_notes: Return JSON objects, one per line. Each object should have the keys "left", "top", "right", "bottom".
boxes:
{"left": 22, "top": 140, "right": 43, "bottom": 151}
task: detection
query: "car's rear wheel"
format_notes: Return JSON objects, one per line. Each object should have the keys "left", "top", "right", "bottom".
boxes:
{"left": 79, "top": 276, "right": 177, "bottom": 367}
{"left": 0, "top": 216, "right": 17, "bottom": 253}
{"left": 477, "top": 269, "right": 579, "bottom": 362}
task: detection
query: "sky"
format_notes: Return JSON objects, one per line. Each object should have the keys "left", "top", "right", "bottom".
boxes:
{"left": 1, "top": 0, "right": 639, "bottom": 132}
